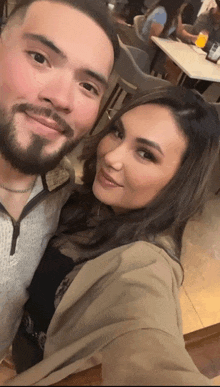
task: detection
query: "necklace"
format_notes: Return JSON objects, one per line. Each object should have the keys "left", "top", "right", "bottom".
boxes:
{"left": 0, "top": 179, "right": 36, "bottom": 193}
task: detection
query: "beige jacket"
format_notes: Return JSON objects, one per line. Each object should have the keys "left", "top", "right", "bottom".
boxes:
{"left": 6, "top": 241, "right": 210, "bottom": 386}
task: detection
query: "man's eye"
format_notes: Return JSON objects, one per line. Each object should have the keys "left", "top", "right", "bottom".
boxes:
{"left": 81, "top": 82, "right": 98, "bottom": 95}
{"left": 29, "top": 52, "right": 47, "bottom": 64}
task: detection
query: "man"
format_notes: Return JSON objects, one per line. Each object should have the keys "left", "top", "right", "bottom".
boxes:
{"left": 177, "top": 0, "right": 220, "bottom": 91}
{"left": 0, "top": 0, "right": 119, "bottom": 361}
{"left": 183, "top": 0, "right": 220, "bottom": 43}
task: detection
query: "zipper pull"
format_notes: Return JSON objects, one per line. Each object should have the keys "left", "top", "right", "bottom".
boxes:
{"left": 10, "top": 222, "right": 20, "bottom": 256}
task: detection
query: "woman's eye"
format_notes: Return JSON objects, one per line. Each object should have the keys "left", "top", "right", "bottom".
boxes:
{"left": 110, "top": 125, "right": 123, "bottom": 139}
{"left": 138, "top": 149, "right": 157, "bottom": 163}
{"left": 114, "top": 129, "right": 123, "bottom": 138}
{"left": 81, "top": 82, "right": 99, "bottom": 96}
{"left": 29, "top": 52, "right": 47, "bottom": 64}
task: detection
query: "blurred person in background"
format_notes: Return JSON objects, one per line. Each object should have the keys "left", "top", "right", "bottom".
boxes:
{"left": 177, "top": 0, "right": 220, "bottom": 92}
{"left": 141, "top": 0, "right": 198, "bottom": 63}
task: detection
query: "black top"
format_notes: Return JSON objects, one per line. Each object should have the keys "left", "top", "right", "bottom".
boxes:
{"left": 12, "top": 244, "right": 76, "bottom": 373}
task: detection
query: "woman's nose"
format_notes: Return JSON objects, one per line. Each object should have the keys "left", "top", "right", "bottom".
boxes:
{"left": 103, "top": 144, "right": 125, "bottom": 171}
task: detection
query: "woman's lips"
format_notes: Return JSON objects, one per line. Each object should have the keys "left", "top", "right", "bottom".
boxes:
{"left": 97, "top": 168, "right": 123, "bottom": 188}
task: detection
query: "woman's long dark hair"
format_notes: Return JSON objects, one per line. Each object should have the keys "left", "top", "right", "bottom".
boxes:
{"left": 55, "top": 86, "right": 220, "bottom": 265}
{"left": 144, "top": 0, "right": 186, "bottom": 37}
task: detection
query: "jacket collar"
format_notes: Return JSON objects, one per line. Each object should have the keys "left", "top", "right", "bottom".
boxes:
{"left": 43, "top": 163, "right": 71, "bottom": 192}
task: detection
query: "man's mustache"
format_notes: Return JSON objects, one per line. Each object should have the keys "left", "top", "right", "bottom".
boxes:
{"left": 12, "top": 103, "right": 74, "bottom": 138}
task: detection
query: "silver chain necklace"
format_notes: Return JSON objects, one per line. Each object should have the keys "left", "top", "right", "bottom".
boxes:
{"left": 0, "top": 180, "right": 36, "bottom": 193}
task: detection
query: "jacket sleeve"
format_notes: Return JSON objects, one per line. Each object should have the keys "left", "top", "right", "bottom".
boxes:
{"left": 100, "top": 244, "right": 210, "bottom": 386}
{"left": 101, "top": 328, "right": 210, "bottom": 385}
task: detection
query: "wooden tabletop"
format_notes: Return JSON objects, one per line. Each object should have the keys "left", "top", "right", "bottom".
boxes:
{"left": 151, "top": 37, "right": 220, "bottom": 82}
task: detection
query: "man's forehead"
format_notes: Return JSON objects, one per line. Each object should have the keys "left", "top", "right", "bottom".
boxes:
{"left": 20, "top": 0, "right": 112, "bottom": 50}
{"left": 23, "top": 0, "right": 89, "bottom": 25}
{"left": 17, "top": 0, "right": 114, "bottom": 79}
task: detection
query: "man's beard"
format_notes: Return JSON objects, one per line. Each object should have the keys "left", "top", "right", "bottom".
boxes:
{"left": 0, "top": 103, "right": 82, "bottom": 175}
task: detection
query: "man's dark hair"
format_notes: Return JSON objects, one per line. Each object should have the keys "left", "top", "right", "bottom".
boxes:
{"left": 6, "top": 0, "right": 120, "bottom": 62}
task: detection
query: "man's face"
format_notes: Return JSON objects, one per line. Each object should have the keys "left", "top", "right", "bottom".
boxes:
{"left": 0, "top": 0, "right": 114, "bottom": 174}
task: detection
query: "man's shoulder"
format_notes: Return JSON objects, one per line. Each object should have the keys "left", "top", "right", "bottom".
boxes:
{"left": 196, "top": 8, "right": 214, "bottom": 23}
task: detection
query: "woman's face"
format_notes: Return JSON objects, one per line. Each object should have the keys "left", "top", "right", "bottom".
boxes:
{"left": 92, "top": 104, "right": 188, "bottom": 213}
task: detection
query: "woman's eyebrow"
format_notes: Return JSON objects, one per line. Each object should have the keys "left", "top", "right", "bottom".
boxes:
{"left": 136, "top": 137, "right": 164, "bottom": 156}
{"left": 116, "top": 118, "right": 163, "bottom": 156}
{"left": 116, "top": 118, "right": 125, "bottom": 131}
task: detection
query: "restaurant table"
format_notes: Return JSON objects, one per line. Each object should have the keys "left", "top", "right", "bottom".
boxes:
{"left": 151, "top": 36, "right": 220, "bottom": 87}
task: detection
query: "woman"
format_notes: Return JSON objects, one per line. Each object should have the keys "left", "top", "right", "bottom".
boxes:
{"left": 141, "top": 0, "right": 197, "bottom": 45}
{"left": 9, "top": 86, "right": 220, "bottom": 386}
{"left": 113, "top": 0, "right": 145, "bottom": 25}
{"left": 140, "top": 0, "right": 198, "bottom": 75}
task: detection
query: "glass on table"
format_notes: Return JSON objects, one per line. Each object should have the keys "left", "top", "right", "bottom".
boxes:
{"left": 195, "top": 30, "right": 209, "bottom": 48}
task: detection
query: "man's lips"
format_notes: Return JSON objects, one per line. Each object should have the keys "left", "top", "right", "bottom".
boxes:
{"left": 25, "top": 111, "right": 63, "bottom": 133}
{"left": 99, "top": 168, "right": 123, "bottom": 187}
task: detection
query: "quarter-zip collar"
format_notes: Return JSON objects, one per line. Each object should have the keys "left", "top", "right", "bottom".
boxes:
{"left": 0, "top": 163, "right": 72, "bottom": 255}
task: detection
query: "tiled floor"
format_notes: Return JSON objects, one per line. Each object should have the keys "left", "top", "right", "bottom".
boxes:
{"left": 180, "top": 193, "right": 220, "bottom": 333}
{"left": 179, "top": 142, "right": 220, "bottom": 335}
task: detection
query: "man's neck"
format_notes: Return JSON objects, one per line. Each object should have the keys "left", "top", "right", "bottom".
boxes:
{"left": 0, "top": 155, "right": 37, "bottom": 192}
{"left": 0, "top": 156, "right": 38, "bottom": 221}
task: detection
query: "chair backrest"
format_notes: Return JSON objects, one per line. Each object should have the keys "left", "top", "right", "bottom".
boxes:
{"left": 133, "top": 14, "right": 146, "bottom": 43}
{"left": 126, "top": 44, "right": 150, "bottom": 73}
{"left": 210, "top": 102, "right": 220, "bottom": 122}
{"left": 115, "top": 36, "right": 170, "bottom": 94}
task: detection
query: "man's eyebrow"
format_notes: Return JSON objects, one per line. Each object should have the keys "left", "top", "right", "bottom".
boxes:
{"left": 136, "top": 137, "right": 164, "bottom": 156}
{"left": 22, "top": 33, "right": 67, "bottom": 59}
{"left": 23, "top": 33, "right": 108, "bottom": 89}
{"left": 85, "top": 69, "right": 108, "bottom": 89}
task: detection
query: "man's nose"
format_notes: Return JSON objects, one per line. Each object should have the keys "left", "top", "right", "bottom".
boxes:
{"left": 38, "top": 72, "right": 74, "bottom": 113}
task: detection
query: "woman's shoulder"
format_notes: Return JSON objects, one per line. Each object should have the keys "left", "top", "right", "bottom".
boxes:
{"left": 95, "top": 240, "right": 183, "bottom": 288}
{"left": 122, "top": 240, "right": 180, "bottom": 267}
{"left": 151, "top": 6, "right": 167, "bottom": 17}
{"left": 148, "top": 6, "right": 167, "bottom": 24}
